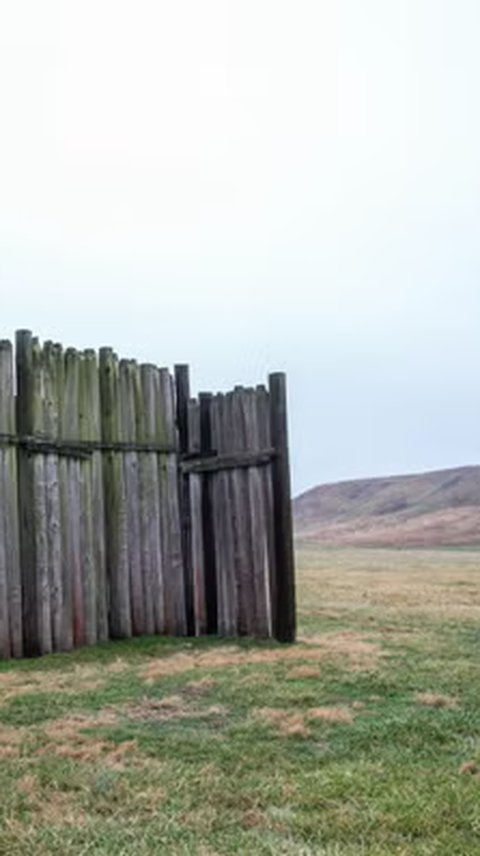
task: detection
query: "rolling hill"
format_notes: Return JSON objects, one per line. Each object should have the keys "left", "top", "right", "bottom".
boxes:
{"left": 293, "top": 465, "right": 480, "bottom": 547}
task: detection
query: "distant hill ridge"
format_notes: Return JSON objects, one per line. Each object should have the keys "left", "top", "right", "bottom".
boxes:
{"left": 293, "top": 466, "right": 480, "bottom": 547}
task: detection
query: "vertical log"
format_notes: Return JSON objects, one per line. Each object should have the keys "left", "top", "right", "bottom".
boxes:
{"left": 212, "top": 394, "right": 236, "bottom": 636}
{"left": 120, "top": 359, "right": 144, "bottom": 636}
{"left": 0, "top": 342, "right": 14, "bottom": 657}
{"left": 64, "top": 349, "right": 83, "bottom": 647}
{"left": 0, "top": 445, "right": 10, "bottom": 657}
{"left": 243, "top": 388, "right": 270, "bottom": 637}
{"left": 79, "top": 351, "right": 98, "bottom": 646}
{"left": 135, "top": 364, "right": 155, "bottom": 635}
{"left": 188, "top": 400, "right": 206, "bottom": 635}
{"left": 53, "top": 343, "right": 73, "bottom": 651}
{"left": 230, "top": 388, "right": 255, "bottom": 635}
{"left": 256, "top": 385, "right": 275, "bottom": 636}
{"left": 43, "top": 341, "right": 63, "bottom": 651}
{"left": 141, "top": 364, "right": 164, "bottom": 634}
{"left": 16, "top": 332, "right": 52, "bottom": 655}
{"left": 16, "top": 322, "right": 36, "bottom": 655}
{"left": 199, "top": 392, "right": 217, "bottom": 634}
{"left": 269, "top": 372, "right": 296, "bottom": 643}
{"left": 84, "top": 349, "right": 108, "bottom": 642}
{"left": 174, "top": 364, "right": 195, "bottom": 636}
{"left": 100, "top": 348, "right": 131, "bottom": 638}
{"left": 159, "top": 369, "right": 186, "bottom": 635}
{"left": 0, "top": 341, "right": 22, "bottom": 657}
{"left": 56, "top": 343, "right": 73, "bottom": 651}
{"left": 210, "top": 395, "right": 225, "bottom": 634}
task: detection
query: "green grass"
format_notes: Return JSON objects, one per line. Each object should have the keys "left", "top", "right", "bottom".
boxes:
{"left": 1, "top": 547, "right": 480, "bottom": 854}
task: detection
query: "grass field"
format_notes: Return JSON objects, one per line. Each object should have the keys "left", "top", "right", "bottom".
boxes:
{"left": 1, "top": 546, "right": 480, "bottom": 855}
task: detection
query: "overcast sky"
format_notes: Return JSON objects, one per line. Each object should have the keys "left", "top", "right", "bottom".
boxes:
{"left": 1, "top": 1, "right": 479, "bottom": 494}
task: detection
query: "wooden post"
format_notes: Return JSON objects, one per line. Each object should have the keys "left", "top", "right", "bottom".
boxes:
{"left": 199, "top": 392, "right": 217, "bottom": 634}
{"left": 0, "top": 341, "right": 22, "bottom": 658}
{"left": 269, "top": 372, "right": 296, "bottom": 642}
{"left": 175, "top": 364, "right": 195, "bottom": 636}
{"left": 99, "top": 348, "right": 131, "bottom": 639}
{"left": 43, "top": 341, "right": 63, "bottom": 651}
{"left": 158, "top": 369, "right": 186, "bottom": 634}
{"left": 16, "top": 331, "right": 52, "bottom": 655}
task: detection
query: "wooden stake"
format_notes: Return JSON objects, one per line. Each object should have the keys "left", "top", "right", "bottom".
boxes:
{"left": 269, "top": 373, "right": 296, "bottom": 642}
{"left": 175, "top": 364, "right": 195, "bottom": 635}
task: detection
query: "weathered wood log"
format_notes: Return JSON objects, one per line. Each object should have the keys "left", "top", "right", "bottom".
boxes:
{"left": 175, "top": 364, "right": 195, "bottom": 636}
{"left": 140, "top": 364, "right": 164, "bottom": 634}
{"left": 269, "top": 372, "right": 296, "bottom": 643}
{"left": 199, "top": 392, "right": 217, "bottom": 634}
{"left": 100, "top": 348, "right": 131, "bottom": 638}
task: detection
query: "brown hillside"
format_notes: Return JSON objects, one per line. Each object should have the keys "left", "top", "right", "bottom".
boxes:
{"left": 293, "top": 466, "right": 480, "bottom": 547}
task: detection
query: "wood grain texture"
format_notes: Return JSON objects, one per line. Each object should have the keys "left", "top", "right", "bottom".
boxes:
{"left": 243, "top": 388, "right": 270, "bottom": 637}
{"left": 140, "top": 365, "right": 164, "bottom": 634}
{"left": 199, "top": 392, "right": 217, "bottom": 634}
{"left": 120, "top": 360, "right": 144, "bottom": 636}
{"left": 100, "top": 348, "right": 131, "bottom": 638}
{"left": 3, "top": 330, "right": 293, "bottom": 657}
{"left": 0, "top": 341, "right": 21, "bottom": 657}
{"left": 175, "top": 364, "right": 194, "bottom": 636}
{"left": 160, "top": 370, "right": 186, "bottom": 635}
{"left": 187, "top": 400, "right": 206, "bottom": 635}
{"left": 43, "top": 343, "right": 63, "bottom": 651}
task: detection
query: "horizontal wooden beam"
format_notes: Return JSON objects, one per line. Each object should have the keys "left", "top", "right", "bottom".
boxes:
{"left": 0, "top": 434, "right": 178, "bottom": 459}
{"left": 180, "top": 448, "right": 276, "bottom": 475}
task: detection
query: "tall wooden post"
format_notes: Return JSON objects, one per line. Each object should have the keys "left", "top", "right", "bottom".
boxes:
{"left": 199, "top": 392, "right": 218, "bottom": 634}
{"left": 269, "top": 372, "right": 296, "bottom": 642}
{"left": 174, "top": 364, "right": 195, "bottom": 636}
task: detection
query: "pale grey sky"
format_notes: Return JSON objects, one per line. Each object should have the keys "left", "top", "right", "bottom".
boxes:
{"left": 1, "top": 1, "right": 479, "bottom": 493}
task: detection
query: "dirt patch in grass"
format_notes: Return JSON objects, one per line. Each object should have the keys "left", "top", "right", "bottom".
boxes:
{"left": 415, "top": 692, "right": 459, "bottom": 709}
{"left": 142, "top": 631, "right": 383, "bottom": 684}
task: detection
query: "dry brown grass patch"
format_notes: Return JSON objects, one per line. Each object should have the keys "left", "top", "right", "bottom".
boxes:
{"left": 142, "top": 631, "right": 383, "bottom": 684}
{"left": 29, "top": 788, "right": 87, "bottom": 827}
{"left": 35, "top": 711, "right": 139, "bottom": 767}
{"left": 287, "top": 665, "right": 321, "bottom": 680}
{"left": 298, "top": 630, "right": 385, "bottom": 670}
{"left": 306, "top": 706, "right": 354, "bottom": 724}
{"left": 0, "top": 745, "right": 19, "bottom": 757}
{"left": 0, "top": 724, "right": 24, "bottom": 746}
{"left": 0, "top": 665, "right": 105, "bottom": 704}
{"left": 16, "top": 774, "right": 88, "bottom": 826}
{"left": 256, "top": 703, "right": 355, "bottom": 734}
{"left": 415, "top": 692, "right": 459, "bottom": 710}
{"left": 185, "top": 677, "right": 217, "bottom": 695}
{"left": 459, "top": 761, "right": 479, "bottom": 775}
{"left": 126, "top": 695, "right": 228, "bottom": 724}
{"left": 242, "top": 808, "right": 270, "bottom": 829}
{"left": 255, "top": 707, "right": 310, "bottom": 737}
